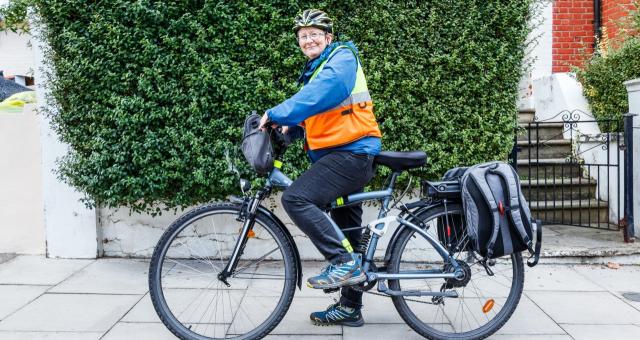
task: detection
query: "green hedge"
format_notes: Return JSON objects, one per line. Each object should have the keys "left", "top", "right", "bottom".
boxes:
{"left": 576, "top": 6, "right": 640, "bottom": 132}
{"left": 8, "top": 0, "right": 532, "bottom": 213}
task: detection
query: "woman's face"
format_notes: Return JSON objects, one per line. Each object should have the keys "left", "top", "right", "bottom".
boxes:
{"left": 297, "top": 27, "right": 332, "bottom": 60}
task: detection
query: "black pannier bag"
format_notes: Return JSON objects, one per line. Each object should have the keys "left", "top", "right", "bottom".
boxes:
{"left": 241, "top": 113, "right": 274, "bottom": 176}
{"left": 459, "top": 161, "right": 542, "bottom": 267}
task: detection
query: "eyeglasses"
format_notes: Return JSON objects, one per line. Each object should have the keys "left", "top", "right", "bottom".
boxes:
{"left": 297, "top": 32, "right": 326, "bottom": 42}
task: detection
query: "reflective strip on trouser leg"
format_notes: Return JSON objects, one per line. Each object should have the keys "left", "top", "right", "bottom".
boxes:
{"left": 324, "top": 212, "right": 355, "bottom": 255}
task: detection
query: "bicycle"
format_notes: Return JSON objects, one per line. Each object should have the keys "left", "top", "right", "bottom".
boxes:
{"left": 148, "top": 126, "right": 525, "bottom": 340}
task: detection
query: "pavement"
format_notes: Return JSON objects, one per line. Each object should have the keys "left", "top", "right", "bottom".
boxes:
{"left": 0, "top": 252, "right": 639, "bottom": 340}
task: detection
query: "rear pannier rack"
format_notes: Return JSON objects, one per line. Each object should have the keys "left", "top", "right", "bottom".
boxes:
{"left": 421, "top": 180, "right": 462, "bottom": 199}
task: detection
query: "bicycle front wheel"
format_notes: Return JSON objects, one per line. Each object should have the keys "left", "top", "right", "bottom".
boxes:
{"left": 148, "top": 203, "right": 297, "bottom": 340}
{"left": 388, "top": 204, "right": 525, "bottom": 340}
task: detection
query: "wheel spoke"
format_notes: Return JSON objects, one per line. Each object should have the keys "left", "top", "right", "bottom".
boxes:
{"left": 389, "top": 206, "right": 523, "bottom": 338}
{"left": 149, "top": 205, "right": 295, "bottom": 339}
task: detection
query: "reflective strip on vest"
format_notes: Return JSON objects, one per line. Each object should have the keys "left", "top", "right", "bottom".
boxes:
{"left": 302, "top": 45, "right": 382, "bottom": 150}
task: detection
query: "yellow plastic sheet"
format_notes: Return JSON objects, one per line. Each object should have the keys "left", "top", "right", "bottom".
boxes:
{"left": 0, "top": 91, "right": 37, "bottom": 114}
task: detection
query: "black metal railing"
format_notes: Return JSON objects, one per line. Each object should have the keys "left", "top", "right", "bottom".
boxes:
{"left": 510, "top": 110, "right": 635, "bottom": 241}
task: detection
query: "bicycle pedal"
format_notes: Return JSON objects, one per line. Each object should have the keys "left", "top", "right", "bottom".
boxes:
{"left": 322, "top": 287, "right": 340, "bottom": 294}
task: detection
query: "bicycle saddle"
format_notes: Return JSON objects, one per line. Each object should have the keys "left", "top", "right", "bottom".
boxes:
{"left": 374, "top": 151, "right": 427, "bottom": 171}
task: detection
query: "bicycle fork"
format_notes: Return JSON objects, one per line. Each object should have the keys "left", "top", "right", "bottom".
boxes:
{"left": 218, "top": 194, "right": 261, "bottom": 285}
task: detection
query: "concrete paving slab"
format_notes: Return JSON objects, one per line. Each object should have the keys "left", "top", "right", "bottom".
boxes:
{"left": 0, "top": 285, "right": 50, "bottom": 320}
{"left": 264, "top": 336, "right": 341, "bottom": 340}
{"left": 524, "top": 265, "right": 604, "bottom": 291}
{"left": 497, "top": 295, "right": 565, "bottom": 335}
{"left": 125, "top": 291, "right": 281, "bottom": 337}
{"left": 572, "top": 265, "right": 640, "bottom": 311}
{"left": 572, "top": 265, "right": 640, "bottom": 292}
{"left": 0, "top": 331, "right": 103, "bottom": 340}
{"left": 0, "top": 293, "right": 141, "bottom": 332}
{"left": 343, "top": 323, "right": 423, "bottom": 339}
{"left": 50, "top": 259, "right": 149, "bottom": 294}
{"left": 0, "top": 256, "right": 93, "bottom": 285}
{"left": 271, "top": 297, "right": 342, "bottom": 334}
{"left": 359, "top": 293, "right": 405, "bottom": 324}
{"left": 121, "top": 294, "right": 158, "bottom": 323}
{"left": 560, "top": 324, "right": 640, "bottom": 340}
{"left": 101, "top": 322, "right": 176, "bottom": 340}
{"left": 526, "top": 291, "right": 640, "bottom": 324}
{"left": 489, "top": 335, "right": 572, "bottom": 340}
{"left": 541, "top": 225, "right": 640, "bottom": 263}
{"left": 0, "top": 253, "right": 17, "bottom": 264}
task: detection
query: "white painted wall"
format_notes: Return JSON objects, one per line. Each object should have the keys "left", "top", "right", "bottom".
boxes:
{"left": 518, "top": 0, "right": 553, "bottom": 110}
{"left": 30, "top": 12, "right": 99, "bottom": 258}
{"left": 0, "top": 104, "right": 45, "bottom": 254}
{"left": 100, "top": 193, "right": 399, "bottom": 260}
{"left": 624, "top": 78, "right": 640, "bottom": 237}
{"left": 0, "top": 0, "right": 34, "bottom": 77}
{"left": 576, "top": 134, "right": 626, "bottom": 225}
{"left": 532, "top": 73, "right": 600, "bottom": 137}
{"left": 0, "top": 30, "right": 33, "bottom": 76}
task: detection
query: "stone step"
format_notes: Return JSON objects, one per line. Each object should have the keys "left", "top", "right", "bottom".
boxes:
{"left": 529, "top": 199, "right": 610, "bottom": 225}
{"left": 516, "top": 158, "right": 582, "bottom": 178}
{"left": 518, "top": 109, "right": 535, "bottom": 123}
{"left": 517, "top": 122, "right": 565, "bottom": 141}
{"left": 516, "top": 139, "right": 573, "bottom": 159}
{"left": 521, "top": 178, "right": 597, "bottom": 201}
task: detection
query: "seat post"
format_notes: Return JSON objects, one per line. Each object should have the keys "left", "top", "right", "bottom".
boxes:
{"left": 386, "top": 172, "right": 401, "bottom": 190}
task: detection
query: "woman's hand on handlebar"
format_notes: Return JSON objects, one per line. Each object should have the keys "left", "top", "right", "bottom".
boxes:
{"left": 259, "top": 112, "right": 277, "bottom": 131}
{"left": 260, "top": 112, "right": 290, "bottom": 135}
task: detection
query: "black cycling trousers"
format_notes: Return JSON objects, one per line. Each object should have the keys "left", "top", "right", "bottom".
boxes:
{"left": 281, "top": 151, "right": 374, "bottom": 308}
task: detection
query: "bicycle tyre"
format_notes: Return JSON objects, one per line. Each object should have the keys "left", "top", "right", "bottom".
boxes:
{"left": 148, "top": 202, "right": 297, "bottom": 340}
{"left": 388, "top": 204, "right": 525, "bottom": 340}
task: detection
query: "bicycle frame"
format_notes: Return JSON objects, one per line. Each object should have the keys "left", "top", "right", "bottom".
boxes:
{"left": 220, "top": 164, "right": 466, "bottom": 296}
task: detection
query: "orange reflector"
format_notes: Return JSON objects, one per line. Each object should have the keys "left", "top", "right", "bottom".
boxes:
{"left": 498, "top": 201, "right": 505, "bottom": 216}
{"left": 238, "top": 228, "right": 256, "bottom": 238}
{"left": 482, "top": 299, "right": 495, "bottom": 314}
{"left": 446, "top": 225, "right": 451, "bottom": 237}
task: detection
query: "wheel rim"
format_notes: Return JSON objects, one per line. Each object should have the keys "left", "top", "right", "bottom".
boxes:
{"left": 391, "top": 208, "right": 523, "bottom": 338}
{"left": 152, "top": 208, "right": 293, "bottom": 339}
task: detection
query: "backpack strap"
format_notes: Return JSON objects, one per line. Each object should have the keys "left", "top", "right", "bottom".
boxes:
{"left": 508, "top": 165, "right": 542, "bottom": 266}
{"left": 490, "top": 163, "right": 534, "bottom": 254}
{"left": 468, "top": 165, "right": 501, "bottom": 258}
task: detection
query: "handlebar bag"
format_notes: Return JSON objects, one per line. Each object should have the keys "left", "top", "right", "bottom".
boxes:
{"left": 241, "top": 113, "right": 274, "bottom": 176}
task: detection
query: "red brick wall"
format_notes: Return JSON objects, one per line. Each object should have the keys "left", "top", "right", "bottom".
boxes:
{"left": 552, "top": 0, "right": 638, "bottom": 73}
{"left": 552, "top": 0, "right": 596, "bottom": 73}
{"left": 602, "top": 0, "right": 637, "bottom": 43}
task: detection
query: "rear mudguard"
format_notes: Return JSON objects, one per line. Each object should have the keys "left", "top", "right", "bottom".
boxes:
{"left": 383, "top": 200, "right": 446, "bottom": 264}
{"left": 257, "top": 205, "right": 303, "bottom": 289}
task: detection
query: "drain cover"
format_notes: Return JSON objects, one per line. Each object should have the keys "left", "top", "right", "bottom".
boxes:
{"left": 622, "top": 292, "right": 640, "bottom": 302}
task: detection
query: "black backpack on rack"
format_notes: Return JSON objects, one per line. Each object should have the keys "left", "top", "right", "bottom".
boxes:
{"left": 458, "top": 161, "right": 542, "bottom": 267}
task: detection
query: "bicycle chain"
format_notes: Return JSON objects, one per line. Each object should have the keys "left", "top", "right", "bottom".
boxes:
{"left": 325, "top": 282, "right": 444, "bottom": 306}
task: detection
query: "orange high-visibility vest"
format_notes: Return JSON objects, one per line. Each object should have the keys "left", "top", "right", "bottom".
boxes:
{"left": 302, "top": 46, "right": 382, "bottom": 150}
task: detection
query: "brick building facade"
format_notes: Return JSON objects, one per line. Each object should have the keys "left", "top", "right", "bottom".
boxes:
{"left": 552, "top": 0, "right": 637, "bottom": 73}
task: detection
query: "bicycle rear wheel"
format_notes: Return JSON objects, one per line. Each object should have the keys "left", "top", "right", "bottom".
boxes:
{"left": 148, "top": 203, "right": 297, "bottom": 339}
{"left": 388, "top": 204, "right": 524, "bottom": 340}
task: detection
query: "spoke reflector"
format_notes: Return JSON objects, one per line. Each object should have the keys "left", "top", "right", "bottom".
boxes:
{"left": 483, "top": 299, "right": 495, "bottom": 314}
{"left": 238, "top": 228, "right": 256, "bottom": 238}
